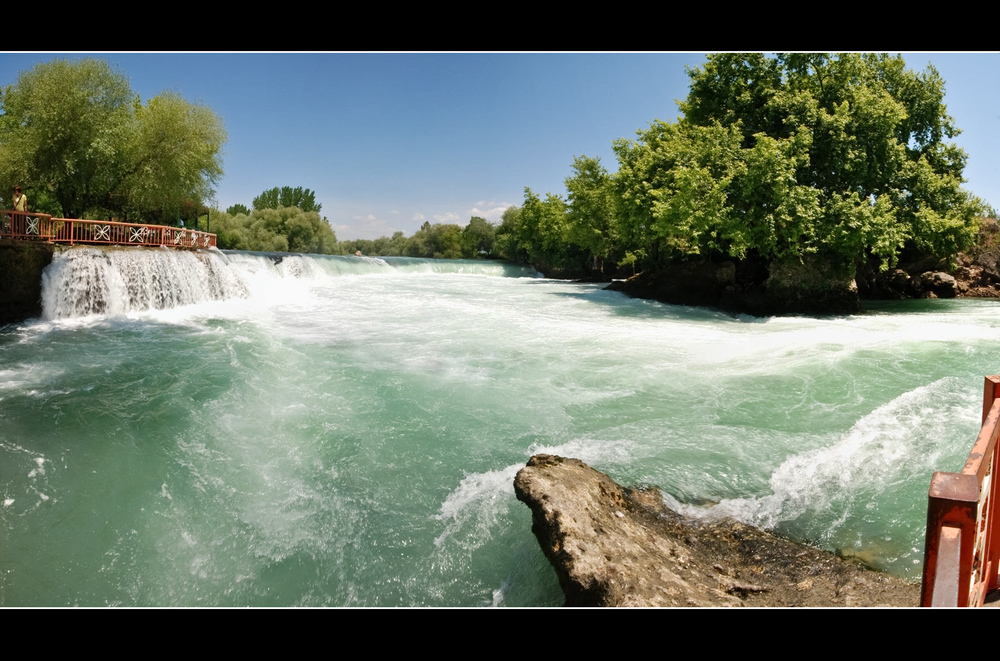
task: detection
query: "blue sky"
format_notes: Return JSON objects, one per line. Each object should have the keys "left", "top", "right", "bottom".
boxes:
{"left": 0, "top": 52, "right": 997, "bottom": 240}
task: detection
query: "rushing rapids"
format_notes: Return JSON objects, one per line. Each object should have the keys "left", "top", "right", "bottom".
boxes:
{"left": 39, "top": 248, "right": 539, "bottom": 320}
{"left": 0, "top": 247, "right": 995, "bottom": 605}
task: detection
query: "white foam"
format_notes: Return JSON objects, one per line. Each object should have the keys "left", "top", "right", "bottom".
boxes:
{"left": 42, "top": 248, "right": 251, "bottom": 320}
{"left": 675, "top": 377, "right": 977, "bottom": 531}
{"left": 433, "top": 463, "right": 522, "bottom": 548}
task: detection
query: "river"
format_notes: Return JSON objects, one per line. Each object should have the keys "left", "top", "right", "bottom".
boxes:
{"left": 0, "top": 247, "right": 994, "bottom": 605}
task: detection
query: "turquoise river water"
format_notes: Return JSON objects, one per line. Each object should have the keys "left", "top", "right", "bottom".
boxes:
{"left": 0, "top": 247, "right": 996, "bottom": 606}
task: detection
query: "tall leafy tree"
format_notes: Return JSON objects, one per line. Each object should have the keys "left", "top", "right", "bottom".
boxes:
{"left": 0, "top": 58, "right": 225, "bottom": 220}
{"left": 461, "top": 216, "right": 495, "bottom": 258}
{"left": 211, "top": 206, "right": 338, "bottom": 254}
{"left": 404, "top": 221, "right": 463, "bottom": 259}
{"left": 493, "top": 205, "right": 522, "bottom": 261}
{"left": 252, "top": 186, "right": 322, "bottom": 213}
{"left": 119, "top": 91, "right": 226, "bottom": 223}
{"left": 565, "top": 155, "right": 617, "bottom": 271}
{"left": 516, "top": 187, "right": 572, "bottom": 269}
{"left": 604, "top": 53, "right": 986, "bottom": 275}
{"left": 0, "top": 59, "right": 133, "bottom": 218}
{"left": 669, "top": 52, "right": 985, "bottom": 269}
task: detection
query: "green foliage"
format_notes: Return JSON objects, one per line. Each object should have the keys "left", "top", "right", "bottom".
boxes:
{"left": 211, "top": 206, "right": 338, "bottom": 254}
{"left": 599, "top": 53, "right": 985, "bottom": 274}
{"left": 461, "top": 216, "right": 495, "bottom": 258}
{"left": 516, "top": 188, "right": 570, "bottom": 265}
{"left": 120, "top": 91, "right": 226, "bottom": 223}
{"left": 565, "top": 156, "right": 617, "bottom": 270}
{"left": 340, "top": 231, "right": 408, "bottom": 257}
{"left": 0, "top": 58, "right": 225, "bottom": 220}
{"left": 404, "top": 221, "right": 464, "bottom": 259}
{"left": 670, "top": 52, "right": 983, "bottom": 269}
{"left": 226, "top": 203, "right": 250, "bottom": 216}
{"left": 252, "top": 186, "right": 321, "bottom": 213}
{"left": 493, "top": 205, "right": 522, "bottom": 261}
{"left": 0, "top": 58, "right": 133, "bottom": 218}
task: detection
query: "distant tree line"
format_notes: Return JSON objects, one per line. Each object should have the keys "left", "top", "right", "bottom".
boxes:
{"left": 214, "top": 185, "right": 503, "bottom": 258}
{"left": 337, "top": 217, "right": 499, "bottom": 259}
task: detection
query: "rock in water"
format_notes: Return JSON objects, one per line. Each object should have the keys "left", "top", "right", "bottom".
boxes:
{"left": 513, "top": 454, "right": 920, "bottom": 607}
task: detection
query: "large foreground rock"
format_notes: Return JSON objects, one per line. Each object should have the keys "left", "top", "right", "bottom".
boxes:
{"left": 514, "top": 454, "right": 919, "bottom": 607}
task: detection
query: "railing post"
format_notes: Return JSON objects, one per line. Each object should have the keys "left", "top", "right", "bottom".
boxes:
{"left": 983, "top": 376, "right": 1000, "bottom": 426}
{"left": 923, "top": 471, "right": 980, "bottom": 605}
{"left": 984, "top": 377, "right": 1000, "bottom": 595}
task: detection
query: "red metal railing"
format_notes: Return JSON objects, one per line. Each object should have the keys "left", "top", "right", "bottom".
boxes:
{"left": 0, "top": 209, "right": 54, "bottom": 240}
{"left": 921, "top": 376, "right": 1000, "bottom": 606}
{"left": 0, "top": 210, "right": 216, "bottom": 249}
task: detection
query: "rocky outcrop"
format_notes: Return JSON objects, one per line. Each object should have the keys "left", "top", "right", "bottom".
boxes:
{"left": 606, "top": 260, "right": 738, "bottom": 310}
{"left": 0, "top": 240, "right": 55, "bottom": 325}
{"left": 607, "top": 254, "right": 860, "bottom": 316}
{"left": 731, "top": 254, "right": 860, "bottom": 315}
{"left": 513, "top": 454, "right": 920, "bottom": 607}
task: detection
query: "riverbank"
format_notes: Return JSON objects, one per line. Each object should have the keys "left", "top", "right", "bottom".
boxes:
{"left": 605, "top": 247, "right": 1000, "bottom": 317}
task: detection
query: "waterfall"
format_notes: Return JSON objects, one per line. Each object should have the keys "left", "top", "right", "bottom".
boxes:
{"left": 41, "top": 247, "right": 251, "bottom": 320}
{"left": 39, "top": 247, "right": 542, "bottom": 320}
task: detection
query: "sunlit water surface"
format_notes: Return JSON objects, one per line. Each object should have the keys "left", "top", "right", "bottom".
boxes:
{"left": 1, "top": 247, "right": 996, "bottom": 605}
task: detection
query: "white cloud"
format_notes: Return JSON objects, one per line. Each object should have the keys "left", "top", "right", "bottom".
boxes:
{"left": 467, "top": 201, "right": 514, "bottom": 224}
{"left": 333, "top": 213, "right": 401, "bottom": 241}
{"left": 434, "top": 211, "right": 460, "bottom": 223}
{"left": 413, "top": 213, "right": 425, "bottom": 221}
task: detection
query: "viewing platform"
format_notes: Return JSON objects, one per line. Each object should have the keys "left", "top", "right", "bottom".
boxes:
{"left": 0, "top": 209, "right": 216, "bottom": 249}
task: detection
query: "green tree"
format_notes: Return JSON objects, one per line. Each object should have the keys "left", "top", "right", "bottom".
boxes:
{"left": 211, "top": 206, "right": 337, "bottom": 254}
{"left": 119, "top": 91, "right": 226, "bottom": 223}
{"left": 565, "top": 155, "right": 617, "bottom": 271}
{"left": 404, "top": 221, "right": 463, "bottom": 259}
{"left": 461, "top": 216, "right": 495, "bottom": 258}
{"left": 669, "top": 52, "right": 986, "bottom": 269}
{"left": 252, "top": 186, "right": 322, "bottom": 213}
{"left": 605, "top": 53, "right": 986, "bottom": 275}
{"left": 493, "top": 205, "right": 522, "bottom": 261}
{"left": 516, "top": 187, "right": 573, "bottom": 269}
{"left": 0, "top": 58, "right": 225, "bottom": 220}
{"left": 227, "top": 203, "right": 250, "bottom": 216}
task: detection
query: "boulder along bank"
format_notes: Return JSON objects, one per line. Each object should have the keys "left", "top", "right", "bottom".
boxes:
{"left": 514, "top": 454, "right": 919, "bottom": 607}
{"left": 603, "top": 220, "right": 1000, "bottom": 316}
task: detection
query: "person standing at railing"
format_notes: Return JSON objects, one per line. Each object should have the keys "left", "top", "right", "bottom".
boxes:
{"left": 12, "top": 186, "right": 27, "bottom": 212}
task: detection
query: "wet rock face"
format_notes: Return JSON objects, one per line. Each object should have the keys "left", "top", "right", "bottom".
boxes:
{"left": 607, "top": 255, "right": 861, "bottom": 317}
{"left": 513, "top": 454, "right": 920, "bottom": 607}
{"left": 0, "top": 240, "right": 55, "bottom": 324}
{"left": 606, "top": 260, "right": 737, "bottom": 310}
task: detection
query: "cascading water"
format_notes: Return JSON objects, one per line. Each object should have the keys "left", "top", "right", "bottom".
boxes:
{"left": 41, "top": 247, "right": 251, "bottom": 319}
{"left": 1, "top": 246, "right": 996, "bottom": 605}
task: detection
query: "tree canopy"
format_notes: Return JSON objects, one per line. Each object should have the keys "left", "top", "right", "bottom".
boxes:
{"left": 252, "top": 186, "right": 321, "bottom": 213}
{"left": 661, "top": 52, "right": 983, "bottom": 268}
{"left": 211, "top": 206, "right": 338, "bottom": 254}
{"left": 511, "top": 53, "right": 990, "bottom": 277}
{"left": 0, "top": 58, "right": 226, "bottom": 220}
